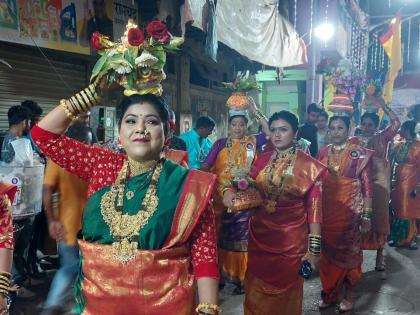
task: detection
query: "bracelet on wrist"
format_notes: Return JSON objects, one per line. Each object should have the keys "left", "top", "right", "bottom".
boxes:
{"left": 308, "top": 234, "right": 321, "bottom": 256}
{"left": 60, "top": 99, "right": 76, "bottom": 120}
{"left": 196, "top": 303, "right": 221, "bottom": 315}
{"left": 362, "top": 208, "right": 373, "bottom": 220}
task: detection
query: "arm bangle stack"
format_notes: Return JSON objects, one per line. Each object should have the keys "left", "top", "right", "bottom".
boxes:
{"left": 196, "top": 303, "right": 222, "bottom": 314}
{"left": 0, "top": 272, "right": 11, "bottom": 297}
{"left": 255, "top": 109, "right": 267, "bottom": 122}
{"left": 60, "top": 83, "right": 102, "bottom": 119}
{"left": 362, "top": 207, "right": 373, "bottom": 220}
{"left": 308, "top": 234, "right": 321, "bottom": 256}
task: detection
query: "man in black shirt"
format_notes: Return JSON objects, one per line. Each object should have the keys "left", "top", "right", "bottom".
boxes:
{"left": 297, "top": 103, "right": 322, "bottom": 157}
{"left": 80, "top": 0, "right": 113, "bottom": 47}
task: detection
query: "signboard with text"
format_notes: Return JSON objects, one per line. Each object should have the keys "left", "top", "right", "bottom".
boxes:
{"left": 0, "top": 0, "right": 137, "bottom": 55}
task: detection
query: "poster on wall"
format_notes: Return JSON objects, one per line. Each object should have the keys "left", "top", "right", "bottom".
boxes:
{"left": 0, "top": 0, "right": 137, "bottom": 55}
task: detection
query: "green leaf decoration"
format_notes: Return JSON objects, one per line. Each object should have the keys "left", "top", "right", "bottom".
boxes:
{"left": 222, "top": 71, "right": 261, "bottom": 92}
{"left": 150, "top": 46, "right": 166, "bottom": 69}
{"left": 90, "top": 54, "right": 108, "bottom": 81}
{"left": 127, "top": 72, "right": 135, "bottom": 89}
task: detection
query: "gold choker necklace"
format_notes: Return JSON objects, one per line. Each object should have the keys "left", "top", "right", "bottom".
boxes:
{"left": 275, "top": 145, "right": 295, "bottom": 158}
{"left": 128, "top": 158, "right": 157, "bottom": 177}
{"left": 331, "top": 143, "right": 348, "bottom": 152}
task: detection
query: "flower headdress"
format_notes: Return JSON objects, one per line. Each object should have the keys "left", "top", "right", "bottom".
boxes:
{"left": 90, "top": 20, "right": 183, "bottom": 96}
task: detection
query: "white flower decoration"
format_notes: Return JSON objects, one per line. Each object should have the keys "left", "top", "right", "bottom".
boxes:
{"left": 135, "top": 51, "right": 158, "bottom": 67}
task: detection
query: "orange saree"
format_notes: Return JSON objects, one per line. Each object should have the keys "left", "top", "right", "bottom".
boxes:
{"left": 317, "top": 143, "right": 373, "bottom": 304}
{"left": 165, "top": 149, "right": 189, "bottom": 168}
{"left": 352, "top": 125, "right": 397, "bottom": 249}
{"left": 391, "top": 140, "right": 420, "bottom": 220}
{"left": 244, "top": 149, "right": 326, "bottom": 315}
{"left": 389, "top": 140, "right": 420, "bottom": 246}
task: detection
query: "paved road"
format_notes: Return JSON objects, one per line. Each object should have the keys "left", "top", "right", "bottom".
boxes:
{"left": 222, "top": 246, "right": 420, "bottom": 315}
{"left": 11, "top": 245, "right": 420, "bottom": 314}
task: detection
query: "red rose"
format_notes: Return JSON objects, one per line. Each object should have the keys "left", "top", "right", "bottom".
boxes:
{"left": 146, "top": 20, "right": 170, "bottom": 44}
{"left": 127, "top": 27, "right": 145, "bottom": 46}
{"left": 91, "top": 31, "right": 106, "bottom": 50}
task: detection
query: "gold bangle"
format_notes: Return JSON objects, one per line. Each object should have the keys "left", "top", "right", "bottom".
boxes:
{"left": 79, "top": 90, "right": 92, "bottom": 110}
{"left": 196, "top": 303, "right": 222, "bottom": 314}
{"left": 75, "top": 93, "right": 88, "bottom": 112}
{"left": 60, "top": 99, "right": 76, "bottom": 120}
{"left": 0, "top": 276, "right": 10, "bottom": 283}
{"left": 67, "top": 98, "right": 77, "bottom": 113}
{"left": 70, "top": 96, "right": 83, "bottom": 114}
{"left": 82, "top": 89, "right": 96, "bottom": 106}
{"left": 0, "top": 285, "right": 9, "bottom": 291}
{"left": 221, "top": 187, "right": 234, "bottom": 196}
{"left": 0, "top": 277, "right": 10, "bottom": 284}
{"left": 255, "top": 109, "right": 266, "bottom": 121}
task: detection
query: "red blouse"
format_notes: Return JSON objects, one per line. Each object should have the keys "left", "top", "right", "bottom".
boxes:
{"left": 31, "top": 125, "right": 218, "bottom": 279}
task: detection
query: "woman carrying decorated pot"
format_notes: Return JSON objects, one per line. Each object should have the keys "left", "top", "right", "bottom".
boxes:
{"left": 223, "top": 110, "right": 327, "bottom": 314}
{"left": 30, "top": 21, "right": 220, "bottom": 315}
{"left": 201, "top": 93, "right": 268, "bottom": 294}
{"left": 352, "top": 90, "right": 400, "bottom": 271}
{"left": 317, "top": 103, "right": 373, "bottom": 312}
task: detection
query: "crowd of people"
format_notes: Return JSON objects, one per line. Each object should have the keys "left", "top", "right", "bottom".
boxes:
{"left": 0, "top": 81, "right": 419, "bottom": 315}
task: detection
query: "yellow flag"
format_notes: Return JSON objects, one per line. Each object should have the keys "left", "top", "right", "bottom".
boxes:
{"left": 380, "top": 17, "right": 402, "bottom": 103}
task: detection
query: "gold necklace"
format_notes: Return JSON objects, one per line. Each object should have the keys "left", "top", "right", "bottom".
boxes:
{"left": 128, "top": 158, "right": 157, "bottom": 177}
{"left": 224, "top": 137, "right": 249, "bottom": 178}
{"left": 328, "top": 143, "right": 348, "bottom": 173}
{"left": 264, "top": 146, "right": 297, "bottom": 213}
{"left": 100, "top": 160, "right": 163, "bottom": 263}
{"left": 126, "top": 158, "right": 157, "bottom": 199}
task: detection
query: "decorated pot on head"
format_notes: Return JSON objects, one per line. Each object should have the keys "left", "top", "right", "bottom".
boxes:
{"left": 361, "top": 80, "right": 382, "bottom": 113}
{"left": 90, "top": 19, "right": 183, "bottom": 96}
{"left": 223, "top": 71, "right": 260, "bottom": 110}
{"left": 327, "top": 94, "right": 354, "bottom": 117}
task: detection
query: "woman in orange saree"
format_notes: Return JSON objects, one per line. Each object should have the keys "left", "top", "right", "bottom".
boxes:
{"left": 31, "top": 86, "right": 221, "bottom": 315}
{"left": 352, "top": 100, "right": 400, "bottom": 270}
{"left": 223, "top": 111, "right": 327, "bottom": 315}
{"left": 317, "top": 115, "right": 373, "bottom": 313}
{"left": 201, "top": 103, "right": 268, "bottom": 294}
{"left": 390, "top": 120, "right": 420, "bottom": 249}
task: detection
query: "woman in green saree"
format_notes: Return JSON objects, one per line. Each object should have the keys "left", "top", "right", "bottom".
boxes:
{"left": 31, "top": 88, "right": 220, "bottom": 315}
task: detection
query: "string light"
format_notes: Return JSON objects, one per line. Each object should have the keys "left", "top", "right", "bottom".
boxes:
{"left": 381, "top": 43, "right": 385, "bottom": 69}
{"left": 309, "top": 0, "right": 314, "bottom": 44}
{"left": 373, "top": 33, "right": 378, "bottom": 70}
{"left": 401, "top": 42, "right": 404, "bottom": 73}
{"left": 325, "top": 0, "right": 329, "bottom": 24}
{"left": 418, "top": 20, "right": 420, "bottom": 59}
{"left": 407, "top": 18, "right": 411, "bottom": 64}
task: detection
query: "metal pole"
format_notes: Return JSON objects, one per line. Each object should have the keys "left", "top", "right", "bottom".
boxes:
{"left": 306, "top": 0, "right": 319, "bottom": 106}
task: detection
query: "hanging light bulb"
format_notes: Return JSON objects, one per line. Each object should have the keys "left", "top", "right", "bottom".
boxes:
{"left": 314, "top": 22, "right": 335, "bottom": 41}
{"left": 314, "top": 0, "right": 334, "bottom": 41}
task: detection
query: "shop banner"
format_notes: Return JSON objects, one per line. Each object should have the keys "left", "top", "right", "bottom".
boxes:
{"left": 0, "top": 0, "right": 137, "bottom": 55}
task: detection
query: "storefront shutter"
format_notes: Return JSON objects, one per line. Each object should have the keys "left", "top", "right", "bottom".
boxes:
{"left": 0, "top": 42, "right": 88, "bottom": 131}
